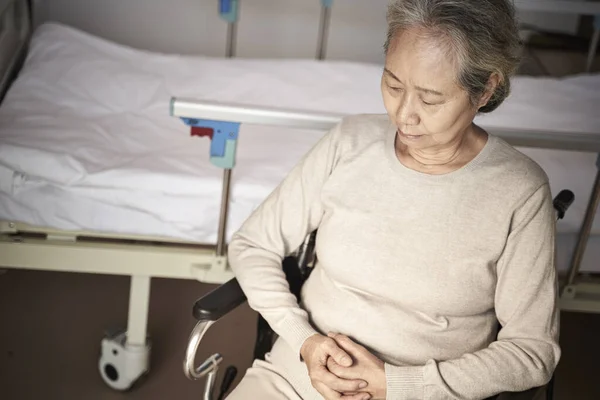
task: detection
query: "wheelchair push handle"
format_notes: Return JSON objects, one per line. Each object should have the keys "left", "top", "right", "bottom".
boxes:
{"left": 554, "top": 189, "right": 574, "bottom": 220}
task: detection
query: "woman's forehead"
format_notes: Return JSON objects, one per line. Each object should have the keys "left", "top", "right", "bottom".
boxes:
{"left": 385, "top": 28, "right": 459, "bottom": 90}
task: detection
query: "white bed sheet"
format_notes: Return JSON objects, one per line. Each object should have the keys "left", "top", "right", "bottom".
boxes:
{"left": 0, "top": 23, "right": 599, "bottom": 271}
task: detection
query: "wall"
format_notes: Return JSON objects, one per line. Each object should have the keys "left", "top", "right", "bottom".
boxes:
{"left": 29, "top": 0, "right": 388, "bottom": 63}
{"left": 30, "top": 0, "right": 582, "bottom": 64}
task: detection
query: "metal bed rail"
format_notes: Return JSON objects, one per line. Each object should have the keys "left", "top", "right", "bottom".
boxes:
{"left": 171, "top": 98, "right": 600, "bottom": 152}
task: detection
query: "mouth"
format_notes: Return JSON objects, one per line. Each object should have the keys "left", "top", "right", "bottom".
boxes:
{"left": 398, "top": 129, "right": 423, "bottom": 140}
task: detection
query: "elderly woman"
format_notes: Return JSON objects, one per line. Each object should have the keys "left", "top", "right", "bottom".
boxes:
{"left": 225, "top": 0, "right": 560, "bottom": 399}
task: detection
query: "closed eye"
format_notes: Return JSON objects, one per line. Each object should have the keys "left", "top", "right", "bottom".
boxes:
{"left": 421, "top": 99, "right": 442, "bottom": 106}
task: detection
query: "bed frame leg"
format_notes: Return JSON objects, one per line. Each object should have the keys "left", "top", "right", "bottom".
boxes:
{"left": 98, "top": 275, "right": 152, "bottom": 391}
{"left": 126, "top": 275, "right": 152, "bottom": 346}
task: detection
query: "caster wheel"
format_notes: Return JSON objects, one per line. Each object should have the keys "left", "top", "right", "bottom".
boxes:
{"left": 98, "top": 329, "right": 151, "bottom": 391}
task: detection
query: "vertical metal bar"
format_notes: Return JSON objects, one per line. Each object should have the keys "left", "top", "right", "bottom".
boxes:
{"left": 203, "top": 370, "right": 218, "bottom": 400}
{"left": 586, "top": 26, "right": 599, "bottom": 73}
{"left": 316, "top": 4, "right": 332, "bottom": 60}
{"left": 216, "top": 169, "right": 232, "bottom": 256}
{"left": 126, "top": 275, "right": 151, "bottom": 347}
{"left": 226, "top": 21, "right": 237, "bottom": 58}
{"left": 565, "top": 160, "right": 600, "bottom": 288}
{"left": 220, "top": 0, "right": 238, "bottom": 255}
{"left": 296, "top": 233, "right": 313, "bottom": 270}
{"left": 297, "top": 231, "right": 317, "bottom": 277}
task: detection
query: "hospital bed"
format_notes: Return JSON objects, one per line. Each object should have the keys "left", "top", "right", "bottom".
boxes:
{"left": 0, "top": 0, "right": 599, "bottom": 394}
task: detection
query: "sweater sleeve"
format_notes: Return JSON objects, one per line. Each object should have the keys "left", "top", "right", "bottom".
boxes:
{"left": 227, "top": 122, "right": 343, "bottom": 357}
{"left": 385, "top": 182, "right": 561, "bottom": 399}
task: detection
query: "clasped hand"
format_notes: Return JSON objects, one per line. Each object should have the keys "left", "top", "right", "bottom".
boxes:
{"left": 299, "top": 332, "right": 387, "bottom": 400}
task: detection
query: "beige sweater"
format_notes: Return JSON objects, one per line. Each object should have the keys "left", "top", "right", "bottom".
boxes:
{"left": 228, "top": 114, "right": 560, "bottom": 399}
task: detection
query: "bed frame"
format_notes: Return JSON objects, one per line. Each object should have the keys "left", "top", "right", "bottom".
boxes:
{"left": 0, "top": 0, "right": 599, "bottom": 392}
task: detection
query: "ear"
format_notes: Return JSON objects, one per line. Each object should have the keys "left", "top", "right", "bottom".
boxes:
{"left": 478, "top": 72, "right": 501, "bottom": 109}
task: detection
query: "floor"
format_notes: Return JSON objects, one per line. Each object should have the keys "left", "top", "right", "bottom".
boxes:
{"left": 1, "top": 269, "right": 600, "bottom": 400}
{"left": 0, "top": 270, "right": 258, "bottom": 400}
{"left": 1, "top": 37, "right": 599, "bottom": 400}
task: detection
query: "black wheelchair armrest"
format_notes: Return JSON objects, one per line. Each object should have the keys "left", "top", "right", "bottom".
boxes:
{"left": 193, "top": 277, "right": 248, "bottom": 322}
{"left": 192, "top": 256, "right": 304, "bottom": 323}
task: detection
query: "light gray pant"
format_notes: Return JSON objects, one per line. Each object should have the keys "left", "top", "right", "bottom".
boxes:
{"left": 226, "top": 358, "right": 304, "bottom": 400}
{"left": 226, "top": 338, "right": 324, "bottom": 400}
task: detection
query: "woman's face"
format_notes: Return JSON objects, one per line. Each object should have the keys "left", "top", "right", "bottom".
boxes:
{"left": 381, "top": 27, "right": 481, "bottom": 151}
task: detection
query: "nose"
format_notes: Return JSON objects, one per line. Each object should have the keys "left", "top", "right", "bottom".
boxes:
{"left": 395, "top": 92, "right": 420, "bottom": 128}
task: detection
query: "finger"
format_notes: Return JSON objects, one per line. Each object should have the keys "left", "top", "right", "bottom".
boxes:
{"left": 313, "top": 385, "right": 370, "bottom": 400}
{"left": 327, "top": 357, "right": 350, "bottom": 378}
{"left": 314, "top": 381, "right": 341, "bottom": 400}
{"left": 340, "top": 392, "right": 371, "bottom": 400}
{"left": 317, "top": 365, "right": 368, "bottom": 393}
{"left": 324, "top": 337, "right": 353, "bottom": 367}
{"left": 327, "top": 357, "right": 341, "bottom": 372}
{"left": 330, "top": 333, "right": 367, "bottom": 355}
{"left": 330, "top": 333, "right": 372, "bottom": 362}
{"left": 327, "top": 357, "right": 367, "bottom": 385}
{"left": 340, "top": 391, "right": 371, "bottom": 398}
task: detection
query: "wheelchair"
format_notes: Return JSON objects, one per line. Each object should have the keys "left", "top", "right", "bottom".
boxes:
{"left": 184, "top": 189, "right": 574, "bottom": 400}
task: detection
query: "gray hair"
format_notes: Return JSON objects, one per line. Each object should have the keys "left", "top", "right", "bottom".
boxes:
{"left": 384, "top": 0, "right": 522, "bottom": 113}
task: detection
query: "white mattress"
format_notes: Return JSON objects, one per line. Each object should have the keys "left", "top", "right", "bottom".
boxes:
{"left": 0, "top": 23, "right": 599, "bottom": 272}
